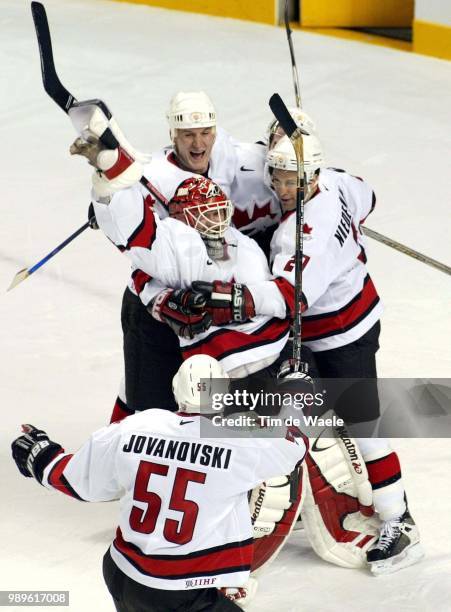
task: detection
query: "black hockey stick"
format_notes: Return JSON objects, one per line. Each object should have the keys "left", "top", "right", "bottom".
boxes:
{"left": 31, "top": 2, "right": 169, "bottom": 208}
{"left": 270, "top": 94, "right": 312, "bottom": 504}
{"left": 270, "top": 93, "right": 308, "bottom": 370}
{"left": 284, "top": 0, "right": 302, "bottom": 108}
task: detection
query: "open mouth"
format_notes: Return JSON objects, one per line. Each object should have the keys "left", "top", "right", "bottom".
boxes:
{"left": 190, "top": 151, "right": 205, "bottom": 161}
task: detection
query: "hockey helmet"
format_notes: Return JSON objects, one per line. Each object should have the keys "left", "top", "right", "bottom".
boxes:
{"left": 169, "top": 176, "right": 233, "bottom": 239}
{"left": 167, "top": 91, "right": 216, "bottom": 139}
{"left": 172, "top": 355, "right": 230, "bottom": 414}
{"left": 267, "top": 134, "right": 325, "bottom": 184}
{"left": 267, "top": 107, "right": 316, "bottom": 149}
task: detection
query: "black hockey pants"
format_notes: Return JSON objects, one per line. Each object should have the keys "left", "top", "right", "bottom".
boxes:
{"left": 121, "top": 288, "right": 182, "bottom": 412}
{"left": 103, "top": 550, "right": 240, "bottom": 611}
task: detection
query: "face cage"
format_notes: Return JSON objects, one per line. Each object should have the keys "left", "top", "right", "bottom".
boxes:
{"left": 183, "top": 199, "right": 233, "bottom": 239}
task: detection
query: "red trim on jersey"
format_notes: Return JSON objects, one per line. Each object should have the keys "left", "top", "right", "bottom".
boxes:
{"left": 110, "top": 396, "right": 134, "bottom": 424}
{"left": 181, "top": 318, "right": 290, "bottom": 363}
{"left": 113, "top": 528, "right": 253, "bottom": 579}
{"left": 305, "top": 454, "right": 376, "bottom": 546}
{"left": 47, "top": 454, "right": 83, "bottom": 500}
{"left": 366, "top": 452, "right": 401, "bottom": 489}
{"left": 272, "top": 277, "right": 308, "bottom": 318}
{"left": 103, "top": 147, "right": 135, "bottom": 180}
{"left": 303, "top": 275, "right": 379, "bottom": 341}
{"left": 126, "top": 198, "right": 157, "bottom": 251}
{"left": 131, "top": 270, "right": 152, "bottom": 296}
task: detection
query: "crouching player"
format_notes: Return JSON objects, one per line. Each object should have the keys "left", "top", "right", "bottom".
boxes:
{"left": 11, "top": 355, "right": 307, "bottom": 612}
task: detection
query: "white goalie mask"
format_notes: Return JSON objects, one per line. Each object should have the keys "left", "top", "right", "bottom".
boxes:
{"left": 266, "top": 134, "right": 325, "bottom": 184}
{"left": 267, "top": 107, "right": 316, "bottom": 149}
{"left": 167, "top": 91, "right": 216, "bottom": 139}
{"left": 172, "top": 355, "right": 230, "bottom": 414}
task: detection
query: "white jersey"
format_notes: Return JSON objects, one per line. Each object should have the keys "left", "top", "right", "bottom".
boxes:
{"left": 230, "top": 142, "right": 281, "bottom": 237}
{"left": 95, "top": 191, "right": 290, "bottom": 373}
{"left": 92, "top": 130, "right": 279, "bottom": 250}
{"left": 139, "top": 127, "right": 236, "bottom": 219}
{"left": 271, "top": 168, "right": 383, "bottom": 351}
{"left": 42, "top": 409, "right": 306, "bottom": 590}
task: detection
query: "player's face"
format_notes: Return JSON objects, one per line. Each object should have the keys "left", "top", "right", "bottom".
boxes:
{"left": 272, "top": 169, "right": 297, "bottom": 212}
{"left": 174, "top": 127, "right": 216, "bottom": 174}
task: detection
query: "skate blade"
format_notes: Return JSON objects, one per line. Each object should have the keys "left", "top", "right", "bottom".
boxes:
{"left": 369, "top": 543, "right": 425, "bottom": 576}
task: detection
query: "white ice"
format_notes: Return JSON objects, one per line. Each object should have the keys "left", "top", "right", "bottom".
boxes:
{"left": 1, "top": 1, "right": 451, "bottom": 610}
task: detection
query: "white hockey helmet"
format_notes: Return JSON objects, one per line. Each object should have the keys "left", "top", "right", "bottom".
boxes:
{"left": 167, "top": 91, "right": 216, "bottom": 138}
{"left": 267, "top": 134, "right": 325, "bottom": 184}
{"left": 172, "top": 355, "right": 229, "bottom": 414}
{"left": 267, "top": 107, "right": 316, "bottom": 148}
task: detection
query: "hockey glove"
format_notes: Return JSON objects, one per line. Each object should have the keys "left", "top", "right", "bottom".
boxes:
{"left": 12, "top": 425, "right": 63, "bottom": 484}
{"left": 69, "top": 100, "right": 150, "bottom": 200}
{"left": 70, "top": 136, "right": 143, "bottom": 200}
{"left": 149, "top": 288, "right": 212, "bottom": 339}
{"left": 191, "top": 281, "right": 255, "bottom": 326}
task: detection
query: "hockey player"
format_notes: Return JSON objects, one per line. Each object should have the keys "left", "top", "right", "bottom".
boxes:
{"left": 266, "top": 134, "right": 423, "bottom": 574}
{"left": 96, "top": 175, "right": 293, "bottom": 382}
{"left": 11, "top": 355, "right": 307, "bottom": 612}
{"left": 70, "top": 92, "right": 280, "bottom": 418}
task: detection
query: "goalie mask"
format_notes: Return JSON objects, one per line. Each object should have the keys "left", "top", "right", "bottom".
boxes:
{"left": 267, "top": 134, "right": 325, "bottom": 185}
{"left": 167, "top": 91, "right": 216, "bottom": 139}
{"left": 169, "top": 176, "right": 233, "bottom": 242}
{"left": 172, "top": 355, "right": 230, "bottom": 414}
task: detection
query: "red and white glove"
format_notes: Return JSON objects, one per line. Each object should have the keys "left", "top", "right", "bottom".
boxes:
{"left": 191, "top": 281, "right": 255, "bottom": 326}
{"left": 220, "top": 577, "right": 258, "bottom": 609}
{"left": 149, "top": 288, "right": 212, "bottom": 339}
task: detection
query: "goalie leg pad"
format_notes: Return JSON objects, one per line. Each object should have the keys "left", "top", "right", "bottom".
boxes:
{"left": 250, "top": 470, "right": 305, "bottom": 574}
{"left": 301, "top": 426, "right": 381, "bottom": 568}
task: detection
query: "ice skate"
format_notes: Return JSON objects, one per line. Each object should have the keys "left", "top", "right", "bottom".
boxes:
{"left": 367, "top": 508, "right": 424, "bottom": 575}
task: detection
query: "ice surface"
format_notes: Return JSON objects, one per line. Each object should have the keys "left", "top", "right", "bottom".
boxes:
{"left": 1, "top": 1, "right": 450, "bottom": 610}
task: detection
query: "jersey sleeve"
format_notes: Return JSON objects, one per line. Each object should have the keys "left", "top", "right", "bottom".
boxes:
{"left": 41, "top": 424, "right": 123, "bottom": 502}
{"left": 252, "top": 434, "right": 307, "bottom": 485}
{"left": 340, "top": 172, "right": 376, "bottom": 223}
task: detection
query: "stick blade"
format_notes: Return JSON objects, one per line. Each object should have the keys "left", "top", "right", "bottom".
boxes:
{"left": 269, "top": 93, "right": 309, "bottom": 138}
{"left": 7, "top": 268, "right": 30, "bottom": 292}
{"left": 31, "top": 1, "right": 74, "bottom": 113}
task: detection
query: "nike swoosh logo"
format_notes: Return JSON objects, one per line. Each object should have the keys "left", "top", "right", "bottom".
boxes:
{"left": 180, "top": 420, "right": 194, "bottom": 425}
{"left": 240, "top": 166, "right": 255, "bottom": 172}
{"left": 206, "top": 261, "right": 213, "bottom": 265}
{"left": 311, "top": 429, "right": 336, "bottom": 453}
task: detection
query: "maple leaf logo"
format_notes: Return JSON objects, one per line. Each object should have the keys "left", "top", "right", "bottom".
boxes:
{"left": 303, "top": 223, "right": 313, "bottom": 235}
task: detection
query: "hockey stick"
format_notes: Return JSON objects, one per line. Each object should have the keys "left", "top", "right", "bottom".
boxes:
{"left": 284, "top": 0, "right": 302, "bottom": 108}
{"left": 361, "top": 226, "right": 450, "bottom": 276}
{"left": 7, "top": 219, "right": 91, "bottom": 291}
{"left": 269, "top": 94, "right": 309, "bottom": 370}
{"left": 269, "top": 94, "right": 312, "bottom": 504}
{"left": 30, "top": 2, "right": 169, "bottom": 209}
